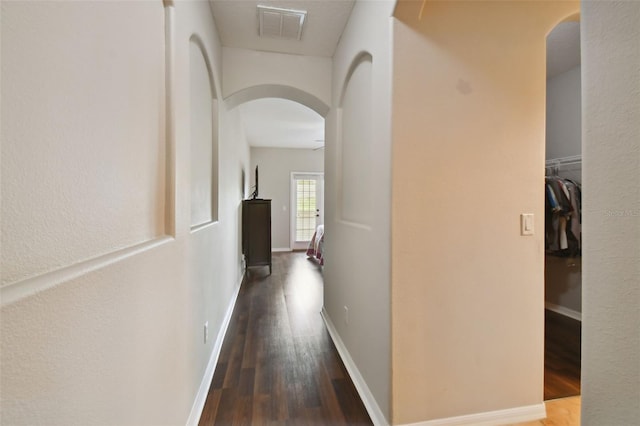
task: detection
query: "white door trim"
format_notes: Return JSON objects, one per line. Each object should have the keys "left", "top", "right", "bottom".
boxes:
{"left": 290, "top": 172, "right": 324, "bottom": 250}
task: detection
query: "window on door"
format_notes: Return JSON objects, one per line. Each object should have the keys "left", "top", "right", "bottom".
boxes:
{"left": 291, "top": 173, "right": 324, "bottom": 250}
{"left": 296, "top": 179, "right": 317, "bottom": 242}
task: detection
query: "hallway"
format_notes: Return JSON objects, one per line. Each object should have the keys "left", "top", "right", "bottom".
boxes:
{"left": 199, "top": 252, "right": 372, "bottom": 425}
{"left": 2, "top": 1, "right": 638, "bottom": 424}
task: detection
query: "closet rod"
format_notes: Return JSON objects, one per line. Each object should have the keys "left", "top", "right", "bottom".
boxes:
{"left": 545, "top": 154, "right": 582, "bottom": 167}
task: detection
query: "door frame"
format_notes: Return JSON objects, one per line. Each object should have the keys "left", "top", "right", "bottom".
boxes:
{"left": 290, "top": 172, "right": 324, "bottom": 250}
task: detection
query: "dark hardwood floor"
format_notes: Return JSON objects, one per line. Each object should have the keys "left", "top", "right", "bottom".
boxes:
{"left": 199, "top": 252, "right": 372, "bottom": 425}
{"left": 199, "top": 251, "right": 578, "bottom": 423}
{"left": 544, "top": 309, "right": 581, "bottom": 400}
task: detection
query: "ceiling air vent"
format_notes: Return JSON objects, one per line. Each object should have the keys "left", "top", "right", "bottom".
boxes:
{"left": 257, "top": 5, "right": 307, "bottom": 41}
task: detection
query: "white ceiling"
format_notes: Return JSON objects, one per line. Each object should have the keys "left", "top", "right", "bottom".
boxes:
{"left": 210, "top": 0, "right": 354, "bottom": 149}
{"left": 238, "top": 98, "right": 324, "bottom": 149}
{"left": 210, "top": 3, "right": 580, "bottom": 149}
{"left": 209, "top": 0, "right": 355, "bottom": 57}
{"left": 547, "top": 21, "right": 581, "bottom": 78}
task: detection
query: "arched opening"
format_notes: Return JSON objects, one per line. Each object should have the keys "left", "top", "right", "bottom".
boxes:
{"left": 543, "top": 17, "right": 582, "bottom": 402}
{"left": 231, "top": 85, "right": 326, "bottom": 286}
{"left": 225, "top": 84, "right": 329, "bottom": 118}
{"left": 237, "top": 97, "right": 325, "bottom": 251}
{"left": 232, "top": 87, "right": 327, "bottom": 346}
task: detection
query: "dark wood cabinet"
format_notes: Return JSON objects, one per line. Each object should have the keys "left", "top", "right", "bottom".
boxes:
{"left": 242, "top": 199, "right": 272, "bottom": 274}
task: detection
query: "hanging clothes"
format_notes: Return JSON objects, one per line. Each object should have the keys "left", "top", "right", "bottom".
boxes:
{"left": 545, "top": 176, "right": 581, "bottom": 257}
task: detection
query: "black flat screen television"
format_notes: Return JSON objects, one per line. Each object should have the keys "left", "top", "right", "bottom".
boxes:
{"left": 251, "top": 165, "right": 259, "bottom": 199}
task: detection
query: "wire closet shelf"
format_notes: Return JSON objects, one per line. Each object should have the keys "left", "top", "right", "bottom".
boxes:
{"left": 545, "top": 154, "right": 581, "bottom": 176}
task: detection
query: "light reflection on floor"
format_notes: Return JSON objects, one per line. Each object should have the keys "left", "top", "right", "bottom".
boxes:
{"left": 284, "top": 252, "right": 323, "bottom": 313}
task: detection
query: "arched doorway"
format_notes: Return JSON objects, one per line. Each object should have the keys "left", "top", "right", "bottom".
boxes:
{"left": 234, "top": 96, "right": 325, "bottom": 253}
{"left": 543, "top": 17, "right": 582, "bottom": 402}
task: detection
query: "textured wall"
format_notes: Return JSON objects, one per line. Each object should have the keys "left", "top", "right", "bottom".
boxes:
{"left": 391, "top": 1, "right": 579, "bottom": 423}
{"left": 0, "top": 1, "right": 250, "bottom": 424}
{"left": 581, "top": 1, "right": 640, "bottom": 424}
{"left": 323, "top": 0, "right": 394, "bottom": 422}
{"left": 0, "top": 1, "right": 166, "bottom": 286}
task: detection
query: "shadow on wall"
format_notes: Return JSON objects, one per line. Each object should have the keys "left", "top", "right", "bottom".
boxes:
{"left": 225, "top": 84, "right": 329, "bottom": 118}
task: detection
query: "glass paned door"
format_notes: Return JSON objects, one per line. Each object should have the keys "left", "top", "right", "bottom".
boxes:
{"left": 296, "top": 179, "right": 317, "bottom": 241}
{"left": 291, "top": 173, "right": 323, "bottom": 249}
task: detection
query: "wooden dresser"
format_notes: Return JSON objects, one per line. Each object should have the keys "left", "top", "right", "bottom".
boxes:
{"left": 242, "top": 199, "right": 272, "bottom": 274}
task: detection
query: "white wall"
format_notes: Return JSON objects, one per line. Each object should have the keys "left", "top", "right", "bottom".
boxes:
{"left": 250, "top": 147, "right": 323, "bottom": 250}
{"left": 1, "top": 1, "right": 166, "bottom": 286}
{"left": 339, "top": 54, "right": 373, "bottom": 226}
{"left": 545, "top": 64, "right": 582, "bottom": 316}
{"left": 216, "top": 43, "right": 333, "bottom": 254}
{"left": 323, "top": 0, "right": 394, "bottom": 422}
{"left": 189, "top": 39, "right": 217, "bottom": 227}
{"left": 0, "top": 1, "right": 250, "bottom": 424}
{"left": 222, "top": 46, "right": 332, "bottom": 111}
{"left": 581, "top": 1, "right": 640, "bottom": 424}
{"left": 546, "top": 66, "right": 582, "bottom": 161}
{"left": 391, "top": 1, "right": 579, "bottom": 424}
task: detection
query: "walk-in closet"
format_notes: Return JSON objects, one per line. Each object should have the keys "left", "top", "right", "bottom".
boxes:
{"left": 544, "top": 20, "right": 582, "bottom": 401}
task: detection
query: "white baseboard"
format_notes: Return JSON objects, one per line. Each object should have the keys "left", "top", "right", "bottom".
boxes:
{"left": 322, "top": 307, "right": 547, "bottom": 426}
{"left": 272, "top": 247, "right": 292, "bottom": 252}
{"left": 186, "top": 272, "right": 244, "bottom": 426}
{"left": 399, "top": 403, "right": 546, "bottom": 426}
{"left": 320, "top": 308, "right": 389, "bottom": 426}
{"left": 545, "top": 302, "right": 582, "bottom": 321}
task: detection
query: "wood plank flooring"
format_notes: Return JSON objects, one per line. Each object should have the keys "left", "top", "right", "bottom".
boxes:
{"left": 199, "top": 251, "right": 581, "bottom": 424}
{"left": 544, "top": 310, "right": 581, "bottom": 400}
{"left": 511, "top": 396, "right": 581, "bottom": 426}
{"left": 199, "top": 252, "right": 372, "bottom": 425}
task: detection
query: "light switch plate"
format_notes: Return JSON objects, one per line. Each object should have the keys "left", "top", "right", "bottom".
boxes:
{"left": 521, "top": 213, "right": 534, "bottom": 236}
